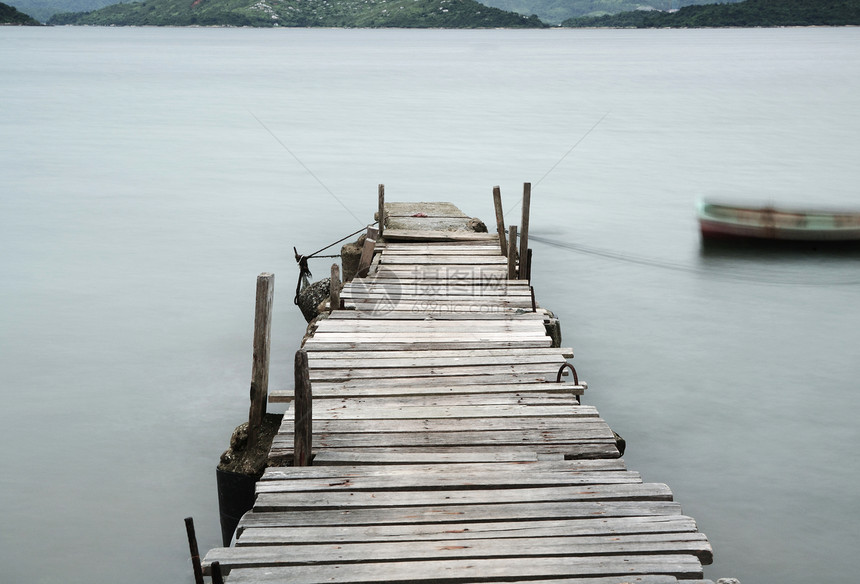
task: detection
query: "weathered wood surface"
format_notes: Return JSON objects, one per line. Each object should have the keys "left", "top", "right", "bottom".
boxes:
{"left": 246, "top": 272, "right": 274, "bottom": 451}
{"left": 269, "top": 383, "right": 587, "bottom": 401}
{"left": 203, "top": 202, "right": 713, "bottom": 583}
{"left": 381, "top": 229, "right": 499, "bottom": 242}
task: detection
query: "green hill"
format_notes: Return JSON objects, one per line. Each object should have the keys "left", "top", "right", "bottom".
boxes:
{"left": 563, "top": 0, "right": 860, "bottom": 27}
{"left": 8, "top": 0, "right": 133, "bottom": 23}
{"left": 1, "top": 0, "right": 41, "bottom": 22}
{"left": 48, "top": 0, "right": 548, "bottom": 27}
{"left": 478, "top": 0, "right": 742, "bottom": 26}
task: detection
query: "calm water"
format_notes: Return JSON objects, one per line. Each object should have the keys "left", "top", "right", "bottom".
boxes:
{"left": 2, "top": 26, "right": 859, "bottom": 584}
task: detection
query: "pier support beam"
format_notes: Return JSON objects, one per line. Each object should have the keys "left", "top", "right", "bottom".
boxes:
{"left": 378, "top": 184, "right": 385, "bottom": 238}
{"left": 330, "top": 263, "right": 341, "bottom": 311}
{"left": 247, "top": 272, "right": 274, "bottom": 452}
{"left": 507, "top": 225, "right": 518, "bottom": 280}
{"left": 492, "top": 186, "right": 508, "bottom": 256}
{"left": 294, "top": 349, "right": 312, "bottom": 466}
{"left": 518, "top": 183, "right": 531, "bottom": 280}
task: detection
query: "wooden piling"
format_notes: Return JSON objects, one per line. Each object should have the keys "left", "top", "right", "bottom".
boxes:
{"left": 184, "top": 517, "right": 204, "bottom": 584}
{"left": 492, "top": 186, "right": 507, "bottom": 256}
{"left": 356, "top": 227, "right": 378, "bottom": 278}
{"left": 518, "top": 183, "right": 531, "bottom": 280}
{"left": 247, "top": 272, "right": 274, "bottom": 452}
{"left": 507, "top": 225, "right": 518, "bottom": 280}
{"left": 526, "top": 247, "right": 533, "bottom": 282}
{"left": 378, "top": 184, "right": 385, "bottom": 237}
{"left": 330, "top": 263, "right": 341, "bottom": 312}
{"left": 293, "top": 349, "right": 312, "bottom": 466}
{"left": 211, "top": 561, "right": 225, "bottom": 584}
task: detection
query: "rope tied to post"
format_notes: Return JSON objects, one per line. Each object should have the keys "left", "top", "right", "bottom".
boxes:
{"left": 293, "top": 222, "right": 377, "bottom": 305}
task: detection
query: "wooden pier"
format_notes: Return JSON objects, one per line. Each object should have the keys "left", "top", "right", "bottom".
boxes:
{"left": 202, "top": 195, "right": 715, "bottom": 584}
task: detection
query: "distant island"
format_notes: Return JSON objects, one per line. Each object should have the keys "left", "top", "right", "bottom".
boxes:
{"left": 47, "top": 0, "right": 548, "bottom": 27}
{"left": 481, "top": 0, "right": 742, "bottom": 26}
{"left": 1, "top": 0, "right": 41, "bottom": 23}
{"left": 9, "top": 0, "right": 743, "bottom": 24}
{"left": 6, "top": 0, "right": 858, "bottom": 28}
{"left": 563, "top": 0, "right": 860, "bottom": 27}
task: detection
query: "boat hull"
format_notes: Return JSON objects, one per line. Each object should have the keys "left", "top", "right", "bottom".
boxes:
{"left": 697, "top": 200, "right": 860, "bottom": 242}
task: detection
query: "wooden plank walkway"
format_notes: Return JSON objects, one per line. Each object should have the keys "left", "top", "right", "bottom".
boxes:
{"left": 203, "top": 203, "right": 714, "bottom": 583}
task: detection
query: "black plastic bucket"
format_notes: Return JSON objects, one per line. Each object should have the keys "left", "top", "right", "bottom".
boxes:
{"left": 216, "top": 468, "right": 259, "bottom": 546}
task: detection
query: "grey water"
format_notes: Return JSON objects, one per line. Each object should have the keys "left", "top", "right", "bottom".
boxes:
{"left": 1, "top": 26, "right": 859, "bottom": 584}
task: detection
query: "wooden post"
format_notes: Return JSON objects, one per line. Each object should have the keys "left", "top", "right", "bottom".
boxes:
{"left": 355, "top": 226, "right": 378, "bottom": 278}
{"left": 293, "top": 349, "right": 312, "bottom": 466}
{"left": 378, "top": 183, "right": 385, "bottom": 237}
{"left": 507, "top": 225, "right": 518, "bottom": 280}
{"left": 184, "top": 517, "right": 204, "bottom": 584}
{"left": 211, "top": 561, "right": 225, "bottom": 584}
{"left": 330, "top": 263, "right": 341, "bottom": 312}
{"left": 526, "top": 247, "right": 533, "bottom": 282}
{"left": 492, "top": 186, "right": 507, "bottom": 256}
{"left": 518, "top": 182, "right": 531, "bottom": 280}
{"left": 247, "top": 272, "right": 274, "bottom": 452}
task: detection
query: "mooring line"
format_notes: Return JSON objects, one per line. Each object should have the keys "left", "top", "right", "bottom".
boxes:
{"left": 529, "top": 233, "right": 860, "bottom": 287}
{"left": 249, "top": 111, "right": 365, "bottom": 227}
{"left": 505, "top": 112, "right": 610, "bottom": 219}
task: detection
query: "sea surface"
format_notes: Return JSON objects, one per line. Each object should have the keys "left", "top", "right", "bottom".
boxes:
{"left": 1, "top": 26, "right": 859, "bottom": 584}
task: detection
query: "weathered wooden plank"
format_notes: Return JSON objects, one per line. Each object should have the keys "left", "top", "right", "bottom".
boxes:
{"left": 382, "top": 249, "right": 504, "bottom": 256}
{"left": 255, "top": 469, "right": 648, "bottom": 493}
{"left": 301, "top": 340, "right": 554, "bottom": 351}
{"left": 306, "top": 331, "right": 549, "bottom": 341}
{"left": 301, "top": 393, "right": 584, "bottom": 406}
{"left": 344, "top": 281, "right": 533, "bottom": 291}
{"left": 257, "top": 460, "right": 628, "bottom": 479}
{"left": 307, "top": 364, "right": 566, "bottom": 382}
{"left": 309, "top": 355, "right": 566, "bottom": 370}
{"left": 206, "top": 533, "right": 710, "bottom": 573}
{"left": 342, "top": 287, "right": 535, "bottom": 297}
{"left": 308, "top": 450, "right": 550, "bottom": 465}
{"left": 269, "top": 428, "right": 617, "bottom": 450}
{"left": 272, "top": 374, "right": 558, "bottom": 396}
{"left": 325, "top": 310, "right": 550, "bottom": 321}
{"left": 237, "top": 498, "right": 685, "bottom": 530}
{"left": 307, "top": 347, "right": 575, "bottom": 360}
{"left": 382, "top": 229, "right": 500, "bottom": 242}
{"left": 270, "top": 383, "right": 586, "bottom": 401}
{"left": 276, "top": 419, "right": 606, "bottom": 437}
{"left": 314, "top": 319, "right": 546, "bottom": 331}
{"left": 220, "top": 554, "right": 703, "bottom": 582}
{"left": 304, "top": 392, "right": 584, "bottom": 406}
{"left": 284, "top": 403, "right": 594, "bottom": 421}
{"left": 358, "top": 276, "right": 532, "bottom": 285}
{"left": 253, "top": 485, "right": 672, "bottom": 510}
{"left": 380, "top": 256, "right": 508, "bottom": 265}
{"left": 235, "top": 515, "right": 700, "bottom": 546}
{"left": 373, "top": 266, "right": 508, "bottom": 275}
{"left": 269, "top": 443, "right": 621, "bottom": 460}
{"left": 341, "top": 295, "right": 534, "bottom": 305}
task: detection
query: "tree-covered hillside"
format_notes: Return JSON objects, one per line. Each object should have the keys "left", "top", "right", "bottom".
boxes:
{"left": 9, "top": 0, "right": 132, "bottom": 22}
{"left": 1, "top": 0, "right": 41, "bottom": 22}
{"left": 479, "top": 0, "right": 742, "bottom": 26}
{"left": 48, "top": 0, "right": 548, "bottom": 27}
{"left": 563, "top": 0, "right": 860, "bottom": 27}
